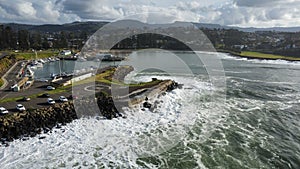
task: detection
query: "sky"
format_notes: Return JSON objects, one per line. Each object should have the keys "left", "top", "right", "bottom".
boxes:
{"left": 0, "top": 0, "right": 300, "bottom": 27}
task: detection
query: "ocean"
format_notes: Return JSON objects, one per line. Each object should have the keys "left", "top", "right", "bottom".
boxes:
{"left": 0, "top": 51, "right": 299, "bottom": 169}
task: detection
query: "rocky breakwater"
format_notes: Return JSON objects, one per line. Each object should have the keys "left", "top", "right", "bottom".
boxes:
{"left": 74, "top": 92, "right": 121, "bottom": 120}
{"left": 74, "top": 79, "right": 182, "bottom": 120}
{"left": 0, "top": 66, "right": 181, "bottom": 144}
{"left": 0, "top": 102, "right": 77, "bottom": 145}
{"left": 128, "top": 79, "right": 182, "bottom": 108}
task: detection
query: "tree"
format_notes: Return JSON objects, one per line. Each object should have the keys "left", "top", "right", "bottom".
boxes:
{"left": 30, "top": 32, "right": 42, "bottom": 50}
{"left": 58, "top": 31, "right": 68, "bottom": 49}
{"left": 3, "top": 26, "right": 13, "bottom": 49}
{"left": 41, "top": 37, "right": 50, "bottom": 49}
{"left": 0, "top": 25, "right": 4, "bottom": 50}
{"left": 18, "top": 30, "right": 30, "bottom": 50}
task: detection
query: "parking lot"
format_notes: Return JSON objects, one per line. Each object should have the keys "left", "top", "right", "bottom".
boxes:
{"left": 0, "top": 61, "right": 74, "bottom": 113}
{"left": 0, "top": 82, "right": 73, "bottom": 113}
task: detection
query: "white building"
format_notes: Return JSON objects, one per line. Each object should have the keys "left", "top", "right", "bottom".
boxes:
{"left": 60, "top": 50, "right": 72, "bottom": 56}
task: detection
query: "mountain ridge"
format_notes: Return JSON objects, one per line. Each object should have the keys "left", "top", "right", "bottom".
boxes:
{"left": 1, "top": 21, "right": 300, "bottom": 33}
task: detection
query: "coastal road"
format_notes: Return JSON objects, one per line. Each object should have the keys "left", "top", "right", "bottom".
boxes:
{"left": 0, "top": 84, "right": 73, "bottom": 113}
{"left": 0, "top": 80, "right": 111, "bottom": 113}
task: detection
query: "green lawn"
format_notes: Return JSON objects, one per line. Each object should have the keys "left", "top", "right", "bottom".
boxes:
{"left": 13, "top": 50, "right": 59, "bottom": 60}
{"left": 240, "top": 51, "right": 300, "bottom": 61}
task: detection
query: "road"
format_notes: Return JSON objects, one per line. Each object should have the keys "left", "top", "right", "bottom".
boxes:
{"left": 0, "top": 61, "right": 74, "bottom": 113}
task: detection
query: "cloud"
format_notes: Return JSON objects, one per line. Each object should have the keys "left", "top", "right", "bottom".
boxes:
{"left": 0, "top": 0, "right": 36, "bottom": 19}
{"left": 0, "top": 0, "right": 78, "bottom": 24}
{"left": 59, "top": 0, "right": 202, "bottom": 23}
{"left": 234, "top": 0, "right": 300, "bottom": 7}
{"left": 0, "top": 0, "right": 300, "bottom": 27}
{"left": 175, "top": 0, "right": 300, "bottom": 27}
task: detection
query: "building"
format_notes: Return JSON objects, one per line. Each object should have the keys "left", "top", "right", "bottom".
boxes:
{"left": 60, "top": 50, "right": 72, "bottom": 56}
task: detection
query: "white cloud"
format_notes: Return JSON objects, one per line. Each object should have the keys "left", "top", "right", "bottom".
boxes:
{"left": 0, "top": 0, "right": 300, "bottom": 27}
{"left": 16, "top": 1, "right": 36, "bottom": 17}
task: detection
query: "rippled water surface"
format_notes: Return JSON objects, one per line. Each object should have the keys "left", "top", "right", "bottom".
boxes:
{"left": 1, "top": 51, "right": 300, "bottom": 169}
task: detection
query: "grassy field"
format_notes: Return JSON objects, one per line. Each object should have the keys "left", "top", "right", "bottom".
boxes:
{"left": 13, "top": 50, "right": 59, "bottom": 60}
{"left": 240, "top": 51, "right": 300, "bottom": 61}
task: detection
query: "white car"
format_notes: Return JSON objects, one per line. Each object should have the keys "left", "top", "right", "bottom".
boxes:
{"left": 47, "top": 98, "right": 55, "bottom": 104}
{"left": 0, "top": 107, "right": 8, "bottom": 114}
{"left": 16, "top": 104, "right": 26, "bottom": 112}
{"left": 59, "top": 96, "right": 68, "bottom": 102}
{"left": 47, "top": 86, "right": 55, "bottom": 90}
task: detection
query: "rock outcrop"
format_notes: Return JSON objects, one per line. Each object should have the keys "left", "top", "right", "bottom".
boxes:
{"left": 0, "top": 66, "right": 182, "bottom": 145}
{"left": 0, "top": 102, "right": 77, "bottom": 145}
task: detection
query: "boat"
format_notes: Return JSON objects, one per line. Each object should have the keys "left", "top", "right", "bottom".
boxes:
{"left": 36, "top": 63, "right": 43, "bottom": 68}
{"left": 30, "top": 66, "right": 37, "bottom": 70}
{"left": 26, "top": 67, "right": 34, "bottom": 77}
{"left": 48, "top": 58, "right": 55, "bottom": 62}
{"left": 38, "top": 59, "right": 46, "bottom": 64}
{"left": 91, "top": 53, "right": 125, "bottom": 62}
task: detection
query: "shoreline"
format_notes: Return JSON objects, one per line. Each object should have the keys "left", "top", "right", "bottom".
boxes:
{"left": 0, "top": 66, "right": 181, "bottom": 145}
{"left": 217, "top": 49, "right": 300, "bottom": 62}
{"left": 104, "top": 49, "right": 300, "bottom": 62}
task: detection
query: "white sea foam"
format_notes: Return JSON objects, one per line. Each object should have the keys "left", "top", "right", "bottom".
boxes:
{"left": 0, "top": 75, "right": 226, "bottom": 168}
{"left": 219, "top": 52, "right": 300, "bottom": 66}
{"left": 227, "top": 76, "right": 298, "bottom": 85}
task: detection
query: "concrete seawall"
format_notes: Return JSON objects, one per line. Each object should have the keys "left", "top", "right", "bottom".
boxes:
{"left": 128, "top": 80, "right": 178, "bottom": 106}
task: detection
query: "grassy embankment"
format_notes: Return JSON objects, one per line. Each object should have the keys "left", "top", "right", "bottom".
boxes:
{"left": 0, "top": 53, "right": 16, "bottom": 88}
{"left": 240, "top": 51, "right": 300, "bottom": 61}
{"left": 0, "top": 79, "right": 4, "bottom": 87}
{"left": 1, "top": 50, "right": 58, "bottom": 60}
{"left": 218, "top": 49, "right": 300, "bottom": 61}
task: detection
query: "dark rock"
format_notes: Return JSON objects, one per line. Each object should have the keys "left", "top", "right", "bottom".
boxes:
{"left": 143, "top": 102, "right": 152, "bottom": 109}
{"left": 0, "top": 73, "right": 182, "bottom": 145}
{"left": 0, "top": 102, "right": 78, "bottom": 145}
{"left": 166, "top": 81, "right": 181, "bottom": 92}
{"left": 38, "top": 136, "right": 46, "bottom": 140}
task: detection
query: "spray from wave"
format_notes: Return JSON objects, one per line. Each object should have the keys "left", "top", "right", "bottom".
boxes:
{"left": 0, "top": 73, "right": 227, "bottom": 168}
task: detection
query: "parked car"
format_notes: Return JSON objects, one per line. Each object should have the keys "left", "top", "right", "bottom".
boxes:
{"left": 0, "top": 107, "right": 8, "bottom": 115}
{"left": 47, "top": 86, "right": 55, "bottom": 90}
{"left": 16, "top": 104, "right": 26, "bottom": 112}
{"left": 59, "top": 96, "right": 68, "bottom": 102}
{"left": 47, "top": 98, "right": 55, "bottom": 104}
{"left": 22, "top": 97, "right": 31, "bottom": 101}
{"left": 40, "top": 93, "right": 50, "bottom": 98}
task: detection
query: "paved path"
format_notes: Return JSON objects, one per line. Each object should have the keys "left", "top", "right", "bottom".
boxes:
{"left": 0, "top": 61, "right": 22, "bottom": 90}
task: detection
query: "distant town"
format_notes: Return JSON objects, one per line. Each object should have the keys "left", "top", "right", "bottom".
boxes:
{"left": 1, "top": 21, "right": 300, "bottom": 58}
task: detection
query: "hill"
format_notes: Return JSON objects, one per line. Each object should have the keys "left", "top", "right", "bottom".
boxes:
{"left": 2, "top": 21, "right": 300, "bottom": 33}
